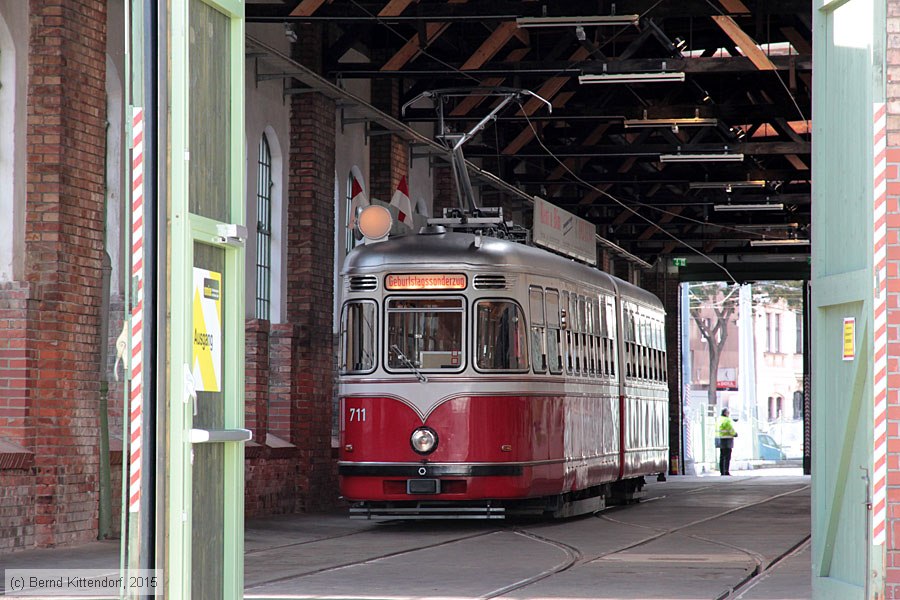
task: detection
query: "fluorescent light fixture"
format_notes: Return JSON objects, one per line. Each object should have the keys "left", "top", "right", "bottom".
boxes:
{"left": 578, "top": 72, "right": 685, "bottom": 84}
{"left": 516, "top": 15, "right": 639, "bottom": 28}
{"left": 713, "top": 203, "right": 784, "bottom": 212}
{"left": 689, "top": 180, "right": 767, "bottom": 190}
{"left": 749, "top": 238, "right": 810, "bottom": 247}
{"left": 660, "top": 152, "right": 744, "bottom": 163}
{"left": 624, "top": 117, "right": 718, "bottom": 129}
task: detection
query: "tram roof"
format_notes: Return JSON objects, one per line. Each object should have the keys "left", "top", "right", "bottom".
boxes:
{"left": 343, "top": 231, "right": 664, "bottom": 312}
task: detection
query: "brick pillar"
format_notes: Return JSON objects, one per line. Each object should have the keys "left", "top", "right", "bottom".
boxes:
{"left": 433, "top": 165, "right": 458, "bottom": 217}
{"left": 369, "top": 78, "right": 408, "bottom": 203}
{"left": 642, "top": 267, "right": 682, "bottom": 473}
{"left": 287, "top": 25, "right": 338, "bottom": 511}
{"left": 25, "top": 0, "right": 107, "bottom": 547}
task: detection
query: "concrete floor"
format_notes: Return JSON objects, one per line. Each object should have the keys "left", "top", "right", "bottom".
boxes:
{"left": 0, "top": 472, "right": 812, "bottom": 599}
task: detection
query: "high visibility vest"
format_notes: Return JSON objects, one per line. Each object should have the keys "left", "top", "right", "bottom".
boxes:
{"left": 717, "top": 415, "right": 737, "bottom": 438}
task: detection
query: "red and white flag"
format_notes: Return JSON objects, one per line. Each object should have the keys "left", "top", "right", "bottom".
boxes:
{"left": 348, "top": 166, "right": 369, "bottom": 230}
{"left": 390, "top": 175, "right": 413, "bottom": 227}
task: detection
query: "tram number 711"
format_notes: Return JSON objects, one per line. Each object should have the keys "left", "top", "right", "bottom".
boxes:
{"left": 348, "top": 407, "right": 367, "bottom": 422}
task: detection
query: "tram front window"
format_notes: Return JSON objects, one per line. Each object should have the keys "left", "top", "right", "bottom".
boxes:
{"left": 386, "top": 297, "right": 464, "bottom": 372}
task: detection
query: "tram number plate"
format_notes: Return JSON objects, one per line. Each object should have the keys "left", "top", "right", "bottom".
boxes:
{"left": 407, "top": 479, "right": 440, "bottom": 495}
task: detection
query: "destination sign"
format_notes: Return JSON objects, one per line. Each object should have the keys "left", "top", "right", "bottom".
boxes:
{"left": 385, "top": 273, "right": 467, "bottom": 291}
{"left": 533, "top": 196, "right": 597, "bottom": 265}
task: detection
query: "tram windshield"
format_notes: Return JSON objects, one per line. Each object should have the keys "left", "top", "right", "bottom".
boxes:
{"left": 386, "top": 297, "right": 464, "bottom": 372}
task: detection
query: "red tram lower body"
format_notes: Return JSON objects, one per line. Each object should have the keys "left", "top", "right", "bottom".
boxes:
{"left": 339, "top": 392, "right": 667, "bottom": 515}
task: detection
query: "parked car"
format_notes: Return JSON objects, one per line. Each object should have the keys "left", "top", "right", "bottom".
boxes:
{"left": 758, "top": 433, "right": 787, "bottom": 461}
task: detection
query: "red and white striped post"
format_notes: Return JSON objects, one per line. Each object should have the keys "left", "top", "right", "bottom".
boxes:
{"left": 873, "top": 101, "right": 887, "bottom": 546}
{"left": 129, "top": 107, "right": 145, "bottom": 515}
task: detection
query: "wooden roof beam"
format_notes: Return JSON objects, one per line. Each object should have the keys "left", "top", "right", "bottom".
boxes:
{"left": 549, "top": 124, "right": 610, "bottom": 180}
{"left": 711, "top": 15, "right": 777, "bottom": 71}
{"left": 449, "top": 47, "right": 529, "bottom": 117}
{"left": 378, "top": 0, "right": 417, "bottom": 17}
{"left": 291, "top": 0, "right": 329, "bottom": 17}
{"left": 502, "top": 46, "right": 590, "bottom": 155}
{"left": 718, "top": 0, "right": 750, "bottom": 14}
{"left": 381, "top": 22, "right": 451, "bottom": 71}
{"left": 460, "top": 21, "right": 526, "bottom": 70}
{"left": 638, "top": 207, "right": 683, "bottom": 241}
{"left": 780, "top": 26, "right": 812, "bottom": 55}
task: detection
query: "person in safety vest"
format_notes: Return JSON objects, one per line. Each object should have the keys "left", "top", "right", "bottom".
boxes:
{"left": 716, "top": 408, "right": 738, "bottom": 476}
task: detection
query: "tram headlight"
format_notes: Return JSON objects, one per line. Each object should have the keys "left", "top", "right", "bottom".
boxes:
{"left": 358, "top": 205, "right": 393, "bottom": 240}
{"left": 410, "top": 427, "right": 438, "bottom": 455}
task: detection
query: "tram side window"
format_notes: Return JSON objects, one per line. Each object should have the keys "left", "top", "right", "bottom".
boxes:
{"left": 562, "top": 291, "right": 573, "bottom": 374}
{"left": 529, "top": 287, "right": 547, "bottom": 373}
{"left": 599, "top": 296, "right": 609, "bottom": 377}
{"left": 475, "top": 300, "right": 529, "bottom": 371}
{"left": 546, "top": 289, "right": 563, "bottom": 374}
{"left": 606, "top": 299, "right": 617, "bottom": 378}
{"left": 654, "top": 322, "right": 666, "bottom": 381}
{"left": 638, "top": 315, "right": 648, "bottom": 379}
{"left": 624, "top": 309, "right": 636, "bottom": 379}
{"left": 658, "top": 323, "right": 668, "bottom": 383}
{"left": 587, "top": 298, "right": 597, "bottom": 377}
{"left": 571, "top": 293, "right": 581, "bottom": 374}
{"left": 386, "top": 297, "right": 464, "bottom": 372}
{"left": 341, "top": 301, "right": 376, "bottom": 373}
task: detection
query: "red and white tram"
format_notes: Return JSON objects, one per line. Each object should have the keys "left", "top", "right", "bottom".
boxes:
{"left": 338, "top": 222, "right": 669, "bottom": 519}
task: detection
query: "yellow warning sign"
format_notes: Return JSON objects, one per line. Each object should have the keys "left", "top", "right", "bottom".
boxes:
{"left": 842, "top": 317, "right": 855, "bottom": 362}
{"left": 193, "top": 268, "right": 222, "bottom": 392}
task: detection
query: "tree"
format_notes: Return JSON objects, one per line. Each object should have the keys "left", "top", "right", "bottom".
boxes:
{"left": 689, "top": 283, "right": 737, "bottom": 407}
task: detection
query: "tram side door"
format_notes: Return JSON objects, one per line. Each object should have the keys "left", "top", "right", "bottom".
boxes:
{"left": 168, "top": 1, "right": 247, "bottom": 598}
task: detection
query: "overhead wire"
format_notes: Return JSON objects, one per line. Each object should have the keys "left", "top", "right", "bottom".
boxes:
{"left": 520, "top": 105, "right": 739, "bottom": 284}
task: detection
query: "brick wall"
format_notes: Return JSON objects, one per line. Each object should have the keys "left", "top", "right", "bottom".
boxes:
{"left": 0, "top": 282, "right": 32, "bottom": 446}
{"left": 886, "top": 5, "right": 900, "bottom": 588}
{"left": 0, "top": 0, "right": 109, "bottom": 549}
{"left": 267, "top": 324, "right": 296, "bottom": 440}
{"left": 433, "top": 165, "right": 457, "bottom": 217}
{"left": 0, "top": 469, "right": 35, "bottom": 552}
{"left": 245, "top": 319, "right": 270, "bottom": 441}
{"left": 244, "top": 453, "right": 299, "bottom": 517}
{"left": 286, "top": 26, "right": 339, "bottom": 511}
{"left": 883, "top": 144, "right": 900, "bottom": 592}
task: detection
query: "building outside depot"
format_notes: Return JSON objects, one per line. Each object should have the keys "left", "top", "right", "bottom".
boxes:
{"left": 685, "top": 282, "right": 804, "bottom": 473}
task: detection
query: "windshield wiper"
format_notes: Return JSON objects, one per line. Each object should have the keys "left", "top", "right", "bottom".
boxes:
{"left": 390, "top": 344, "right": 428, "bottom": 383}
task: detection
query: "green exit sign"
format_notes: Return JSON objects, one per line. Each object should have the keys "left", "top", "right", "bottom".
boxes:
{"left": 672, "top": 258, "right": 687, "bottom": 267}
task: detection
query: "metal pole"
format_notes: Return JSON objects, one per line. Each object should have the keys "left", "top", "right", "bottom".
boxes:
{"left": 139, "top": 0, "right": 158, "bottom": 583}
{"left": 153, "top": 0, "right": 168, "bottom": 574}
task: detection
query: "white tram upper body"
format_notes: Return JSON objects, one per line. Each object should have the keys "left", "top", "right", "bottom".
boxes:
{"left": 338, "top": 225, "right": 668, "bottom": 518}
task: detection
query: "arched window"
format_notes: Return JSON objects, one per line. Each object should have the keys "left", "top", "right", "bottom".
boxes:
{"left": 256, "top": 133, "right": 273, "bottom": 320}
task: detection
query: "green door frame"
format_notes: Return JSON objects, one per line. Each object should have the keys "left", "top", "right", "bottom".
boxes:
{"left": 168, "top": 0, "right": 246, "bottom": 597}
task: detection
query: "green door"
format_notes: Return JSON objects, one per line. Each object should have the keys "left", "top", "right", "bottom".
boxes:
{"left": 812, "top": 0, "right": 885, "bottom": 597}
{"left": 168, "top": 1, "right": 246, "bottom": 598}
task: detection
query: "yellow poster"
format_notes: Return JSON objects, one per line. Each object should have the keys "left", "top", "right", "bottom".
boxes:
{"left": 842, "top": 317, "right": 855, "bottom": 362}
{"left": 193, "top": 268, "right": 222, "bottom": 392}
